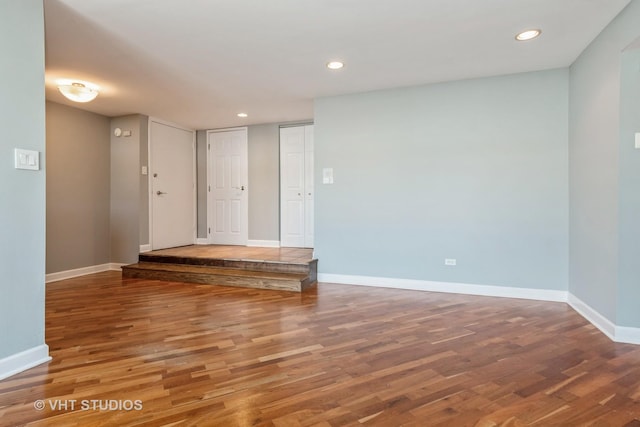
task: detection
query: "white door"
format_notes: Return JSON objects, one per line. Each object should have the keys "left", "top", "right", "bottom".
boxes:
{"left": 280, "top": 125, "right": 314, "bottom": 248}
{"left": 150, "top": 120, "right": 196, "bottom": 250}
{"left": 207, "top": 128, "right": 248, "bottom": 245}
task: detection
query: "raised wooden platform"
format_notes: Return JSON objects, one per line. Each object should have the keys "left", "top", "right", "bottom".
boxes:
{"left": 122, "top": 245, "right": 317, "bottom": 292}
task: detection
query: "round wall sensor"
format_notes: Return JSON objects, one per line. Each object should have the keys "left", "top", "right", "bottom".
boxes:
{"left": 114, "top": 127, "right": 122, "bottom": 137}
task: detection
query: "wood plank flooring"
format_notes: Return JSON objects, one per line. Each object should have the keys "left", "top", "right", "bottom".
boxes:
{"left": 124, "top": 245, "right": 318, "bottom": 292}
{"left": 144, "top": 245, "right": 314, "bottom": 264}
{"left": 2, "top": 271, "right": 640, "bottom": 426}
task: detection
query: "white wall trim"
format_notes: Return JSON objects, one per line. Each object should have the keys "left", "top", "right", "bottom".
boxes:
{"left": 318, "top": 273, "right": 640, "bottom": 345}
{"left": 196, "top": 238, "right": 210, "bottom": 245}
{"left": 0, "top": 344, "right": 51, "bottom": 381}
{"left": 109, "top": 263, "right": 127, "bottom": 270}
{"left": 318, "top": 273, "right": 568, "bottom": 302}
{"left": 247, "top": 240, "right": 281, "bottom": 248}
{"left": 46, "top": 264, "right": 113, "bottom": 283}
{"left": 615, "top": 327, "right": 640, "bottom": 346}
{"left": 46, "top": 263, "right": 125, "bottom": 283}
{"left": 140, "top": 244, "right": 152, "bottom": 253}
{"left": 567, "top": 293, "right": 616, "bottom": 340}
{"left": 568, "top": 293, "right": 640, "bottom": 345}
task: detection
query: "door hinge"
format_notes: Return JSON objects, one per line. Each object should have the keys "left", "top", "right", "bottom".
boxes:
{"left": 208, "top": 143, "right": 211, "bottom": 150}
{"left": 208, "top": 227, "right": 211, "bottom": 234}
{"left": 208, "top": 185, "right": 211, "bottom": 192}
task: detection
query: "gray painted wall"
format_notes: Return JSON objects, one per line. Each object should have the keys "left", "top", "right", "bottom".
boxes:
{"left": 46, "top": 102, "right": 111, "bottom": 273}
{"left": 196, "top": 130, "right": 207, "bottom": 239}
{"left": 248, "top": 124, "right": 280, "bottom": 241}
{"left": 0, "top": 0, "right": 46, "bottom": 358}
{"left": 315, "top": 69, "right": 569, "bottom": 290}
{"left": 110, "top": 115, "right": 145, "bottom": 264}
{"left": 569, "top": 1, "right": 640, "bottom": 325}
{"left": 617, "top": 47, "right": 640, "bottom": 326}
{"left": 139, "top": 116, "right": 149, "bottom": 246}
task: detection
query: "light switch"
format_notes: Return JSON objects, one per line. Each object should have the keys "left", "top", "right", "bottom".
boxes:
{"left": 322, "top": 168, "right": 334, "bottom": 184}
{"left": 635, "top": 133, "right": 640, "bottom": 149}
{"left": 141, "top": 166, "right": 148, "bottom": 175}
{"left": 14, "top": 148, "right": 39, "bottom": 171}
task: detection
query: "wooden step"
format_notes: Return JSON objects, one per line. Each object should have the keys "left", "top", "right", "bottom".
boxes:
{"left": 122, "top": 262, "right": 316, "bottom": 292}
{"left": 138, "top": 253, "right": 316, "bottom": 275}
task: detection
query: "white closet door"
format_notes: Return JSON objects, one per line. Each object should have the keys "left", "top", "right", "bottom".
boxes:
{"left": 280, "top": 125, "right": 313, "bottom": 248}
{"left": 208, "top": 128, "right": 248, "bottom": 245}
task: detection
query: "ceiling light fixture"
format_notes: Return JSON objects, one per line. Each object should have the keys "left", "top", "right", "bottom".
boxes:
{"left": 515, "top": 29, "right": 541, "bottom": 41}
{"left": 326, "top": 61, "right": 344, "bottom": 70}
{"left": 237, "top": 113, "right": 248, "bottom": 118}
{"left": 57, "top": 79, "right": 99, "bottom": 103}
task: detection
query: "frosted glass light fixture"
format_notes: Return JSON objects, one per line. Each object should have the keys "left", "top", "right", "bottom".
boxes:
{"left": 57, "top": 79, "right": 100, "bottom": 103}
{"left": 515, "top": 29, "right": 541, "bottom": 41}
{"left": 326, "top": 61, "right": 344, "bottom": 70}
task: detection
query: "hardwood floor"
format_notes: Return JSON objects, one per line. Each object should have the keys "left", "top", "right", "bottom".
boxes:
{"left": 123, "top": 245, "right": 318, "bottom": 292}
{"left": 2, "top": 271, "right": 640, "bottom": 426}
{"left": 144, "top": 245, "right": 314, "bottom": 264}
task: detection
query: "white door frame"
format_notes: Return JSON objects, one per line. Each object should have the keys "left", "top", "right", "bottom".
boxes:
{"left": 206, "top": 127, "right": 249, "bottom": 245}
{"left": 148, "top": 117, "right": 197, "bottom": 250}
{"left": 280, "top": 124, "right": 314, "bottom": 248}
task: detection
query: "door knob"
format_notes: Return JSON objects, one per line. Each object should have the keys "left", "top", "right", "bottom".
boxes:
{"left": 156, "top": 191, "right": 167, "bottom": 195}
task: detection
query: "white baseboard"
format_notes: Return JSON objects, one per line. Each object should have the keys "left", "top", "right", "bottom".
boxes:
{"left": 247, "top": 240, "right": 281, "bottom": 248}
{"left": 568, "top": 293, "right": 640, "bottom": 345}
{"left": 318, "top": 273, "right": 640, "bottom": 345}
{"left": 0, "top": 344, "right": 51, "bottom": 381}
{"left": 46, "top": 264, "right": 114, "bottom": 283}
{"left": 140, "top": 244, "right": 152, "bottom": 253}
{"left": 196, "top": 238, "right": 209, "bottom": 245}
{"left": 318, "top": 273, "right": 568, "bottom": 302}
{"left": 567, "top": 293, "right": 616, "bottom": 340}
{"left": 109, "top": 263, "right": 127, "bottom": 270}
{"left": 614, "top": 326, "right": 640, "bottom": 345}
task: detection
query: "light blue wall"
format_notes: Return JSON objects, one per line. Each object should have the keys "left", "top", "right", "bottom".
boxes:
{"left": 315, "top": 69, "right": 568, "bottom": 290}
{"left": 569, "top": 0, "right": 640, "bottom": 324}
{"left": 0, "top": 0, "right": 46, "bottom": 358}
{"left": 618, "top": 47, "right": 640, "bottom": 326}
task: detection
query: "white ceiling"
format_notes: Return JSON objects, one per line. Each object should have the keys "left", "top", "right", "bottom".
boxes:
{"left": 44, "top": 0, "right": 631, "bottom": 130}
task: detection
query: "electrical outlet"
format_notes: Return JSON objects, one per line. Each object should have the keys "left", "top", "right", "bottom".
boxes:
{"left": 445, "top": 258, "right": 457, "bottom": 266}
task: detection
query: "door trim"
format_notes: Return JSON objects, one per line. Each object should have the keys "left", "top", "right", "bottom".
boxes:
{"left": 206, "top": 127, "right": 249, "bottom": 245}
{"left": 148, "top": 117, "right": 197, "bottom": 250}
{"left": 279, "top": 124, "right": 314, "bottom": 248}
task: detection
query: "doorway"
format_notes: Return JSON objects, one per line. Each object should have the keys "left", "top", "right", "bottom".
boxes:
{"left": 207, "top": 128, "right": 249, "bottom": 245}
{"left": 280, "top": 125, "right": 314, "bottom": 248}
{"left": 149, "top": 119, "right": 196, "bottom": 250}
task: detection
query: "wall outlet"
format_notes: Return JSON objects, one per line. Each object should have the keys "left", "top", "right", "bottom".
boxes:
{"left": 444, "top": 258, "right": 457, "bottom": 266}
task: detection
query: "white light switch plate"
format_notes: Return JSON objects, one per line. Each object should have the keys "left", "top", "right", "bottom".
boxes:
{"left": 635, "top": 133, "right": 640, "bottom": 149}
{"left": 322, "top": 168, "right": 334, "bottom": 184}
{"left": 14, "top": 148, "right": 39, "bottom": 171}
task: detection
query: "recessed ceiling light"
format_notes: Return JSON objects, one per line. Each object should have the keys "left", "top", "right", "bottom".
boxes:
{"left": 237, "top": 113, "right": 248, "bottom": 118}
{"left": 326, "top": 61, "right": 344, "bottom": 70}
{"left": 515, "top": 29, "right": 541, "bottom": 41}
